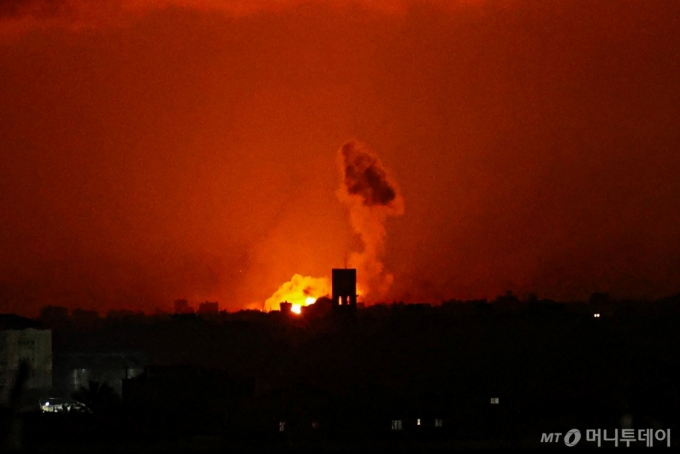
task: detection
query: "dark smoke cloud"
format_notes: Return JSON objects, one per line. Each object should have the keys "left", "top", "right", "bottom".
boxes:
{"left": 340, "top": 141, "right": 398, "bottom": 207}
{"left": 337, "top": 141, "right": 404, "bottom": 298}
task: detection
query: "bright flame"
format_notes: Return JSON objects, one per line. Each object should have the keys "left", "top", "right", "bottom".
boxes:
{"left": 265, "top": 274, "right": 330, "bottom": 311}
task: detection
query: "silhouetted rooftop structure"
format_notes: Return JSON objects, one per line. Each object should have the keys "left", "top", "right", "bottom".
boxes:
{"left": 332, "top": 268, "right": 357, "bottom": 310}
{"left": 301, "top": 296, "right": 332, "bottom": 318}
{"left": 0, "top": 314, "right": 44, "bottom": 330}
{"left": 198, "top": 301, "right": 219, "bottom": 313}
{"left": 280, "top": 301, "right": 292, "bottom": 315}
{"left": 173, "top": 299, "right": 193, "bottom": 314}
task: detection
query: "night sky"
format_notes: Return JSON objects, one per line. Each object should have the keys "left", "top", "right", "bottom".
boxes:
{"left": 1, "top": 0, "right": 680, "bottom": 315}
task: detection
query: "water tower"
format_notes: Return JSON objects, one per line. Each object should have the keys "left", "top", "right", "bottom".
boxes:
{"left": 332, "top": 268, "right": 357, "bottom": 309}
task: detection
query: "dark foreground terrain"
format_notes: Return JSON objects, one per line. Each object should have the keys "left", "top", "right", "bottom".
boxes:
{"left": 6, "top": 295, "right": 680, "bottom": 451}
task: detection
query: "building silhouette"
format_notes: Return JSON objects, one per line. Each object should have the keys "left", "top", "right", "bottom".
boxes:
{"left": 173, "top": 299, "right": 193, "bottom": 314}
{"left": 279, "top": 302, "right": 292, "bottom": 315}
{"left": 0, "top": 315, "right": 52, "bottom": 405}
{"left": 332, "top": 268, "right": 357, "bottom": 311}
{"left": 198, "top": 301, "right": 219, "bottom": 314}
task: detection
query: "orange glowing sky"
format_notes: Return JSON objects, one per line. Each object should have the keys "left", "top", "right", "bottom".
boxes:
{"left": 2, "top": 0, "right": 680, "bottom": 315}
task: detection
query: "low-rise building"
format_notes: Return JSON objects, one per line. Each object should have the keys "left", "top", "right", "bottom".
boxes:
{"left": 0, "top": 315, "right": 52, "bottom": 403}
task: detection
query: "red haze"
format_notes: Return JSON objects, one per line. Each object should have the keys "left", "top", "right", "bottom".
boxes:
{"left": 1, "top": 1, "right": 680, "bottom": 315}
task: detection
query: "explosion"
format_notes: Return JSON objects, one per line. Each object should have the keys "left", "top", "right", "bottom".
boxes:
{"left": 264, "top": 274, "right": 330, "bottom": 312}
{"left": 290, "top": 296, "right": 317, "bottom": 314}
{"left": 264, "top": 141, "right": 404, "bottom": 311}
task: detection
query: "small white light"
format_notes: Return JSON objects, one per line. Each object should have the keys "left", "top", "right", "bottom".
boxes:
{"left": 417, "top": 418, "right": 421, "bottom": 426}
{"left": 45, "top": 402, "right": 50, "bottom": 406}
{"left": 594, "top": 313, "right": 600, "bottom": 318}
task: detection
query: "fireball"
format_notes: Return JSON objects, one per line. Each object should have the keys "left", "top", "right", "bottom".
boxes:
{"left": 265, "top": 274, "right": 330, "bottom": 312}
{"left": 289, "top": 297, "right": 318, "bottom": 315}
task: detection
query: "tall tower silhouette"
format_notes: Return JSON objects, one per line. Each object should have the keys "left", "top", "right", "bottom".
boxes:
{"left": 332, "top": 268, "right": 357, "bottom": 309}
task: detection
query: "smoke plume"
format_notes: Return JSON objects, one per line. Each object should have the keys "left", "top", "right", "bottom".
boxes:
{"left": 337, "top": 141, "right": 404, "bottom": 299}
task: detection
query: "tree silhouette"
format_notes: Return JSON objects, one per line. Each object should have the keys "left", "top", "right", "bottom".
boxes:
{"left": 73, "top": 380, "right": 121, "bottom": 414}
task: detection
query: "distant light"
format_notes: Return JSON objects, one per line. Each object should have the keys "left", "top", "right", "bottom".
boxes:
{"left": 491, "top": 397, "right": 499, "bottom": 404}
{"left": 291, "top": 304, "right": 301, "bottom": 314}
{"left": 45, "top": 402, "right": 49, "bottom": 406}
{"left": 305, "top": 297, "right": 316, "bottom": 305}
{"left": 417, "top": 418, "right": 421, "bottom": 426}
{"left": 594, "top": 313, "right": 601, "bottom": 318}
